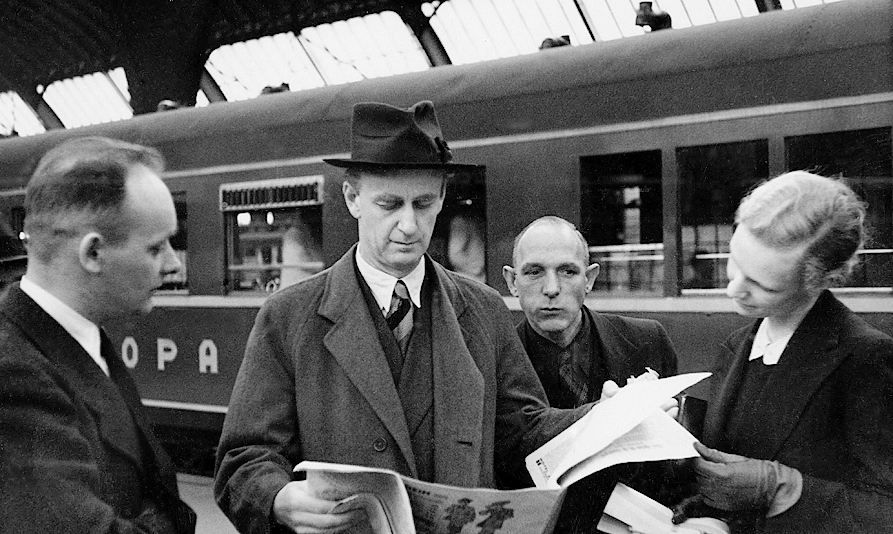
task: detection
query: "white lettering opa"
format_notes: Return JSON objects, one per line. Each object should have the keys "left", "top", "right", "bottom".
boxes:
{"left": 120, "top": 336, "right": 219, "bottom": 374}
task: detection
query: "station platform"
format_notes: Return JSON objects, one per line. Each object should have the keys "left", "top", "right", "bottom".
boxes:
{"left": 177, "top": 473, "right": 239, "bottom": 534}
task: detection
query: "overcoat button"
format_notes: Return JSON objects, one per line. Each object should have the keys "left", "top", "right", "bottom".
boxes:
{"left": 373, "top": 438, "right": 387, "bottom": 452}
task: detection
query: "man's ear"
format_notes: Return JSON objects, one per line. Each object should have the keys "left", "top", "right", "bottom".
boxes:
{"left": 342, "top": 181, "right": 361, "bottom": 219}
{"left": 585, "top": 263, "right": 600, "bottom": 292}
{"left": 502, "top": 266, "right": 518, "bottom": 296}
{"left": 79, "top": 232, "right": 104, "bottom": 274}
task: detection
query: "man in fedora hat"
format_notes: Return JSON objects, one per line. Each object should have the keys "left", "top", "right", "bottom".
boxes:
{"left": 215, "top": 101, "right": 600, "bottom": 534}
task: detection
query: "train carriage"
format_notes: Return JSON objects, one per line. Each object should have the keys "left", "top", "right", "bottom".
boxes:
{"left": 0, "top": 0, "right": 890, "bottom": 474}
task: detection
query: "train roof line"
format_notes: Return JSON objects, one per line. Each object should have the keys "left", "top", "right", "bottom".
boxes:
{"left": 160, "top": 91, "right": 893, "bottom": 179}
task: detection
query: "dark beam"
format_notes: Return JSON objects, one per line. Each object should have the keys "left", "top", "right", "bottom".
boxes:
{"left": 199, "top": 70, "right": 227, "bottom": 103}
{"left": 118, "top": 0, "right": 219, "bottom": 114}
{"left": 755, "top": 0, "right": 782, "bottom": 13}
{"left": 393, "top": 3, "right": 451, "bottom": 67}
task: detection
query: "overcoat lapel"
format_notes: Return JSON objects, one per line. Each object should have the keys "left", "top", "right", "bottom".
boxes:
{"left": 742, "top": 293, "right": 845, "bottom": 459}
{"left": 319, "top": 249, "right": 416, "bottom": 474}
{"left": 705, "top": 291, "right": 847, "bottom": 458}
{"left": 429, "top": 262, "right": 485, "bottom": 487}
{"left": 702, "top": 328, "right": 753, "bottom": 448}
{"left": 0, "top": 285, "right": 145, "bottom": 471}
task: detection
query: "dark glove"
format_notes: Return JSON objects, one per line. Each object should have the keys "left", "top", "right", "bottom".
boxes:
{"left": 692, "top": 442, "right": 786, "bottom": 512}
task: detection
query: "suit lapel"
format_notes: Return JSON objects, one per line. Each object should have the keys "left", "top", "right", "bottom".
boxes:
{"left": 319, "top": 249, "right": 416, "bottom": 473}
{"left": 102, "top": 332, "right": 180, "bottom": 495}
{"left": 429, "top": 262, "right": 485, "bottom": 487}
{"left": 0, "top": 285, "right": 146, "bottom": 472}
{"left": 590, "top": 309, "right": 639, "bottom": 384}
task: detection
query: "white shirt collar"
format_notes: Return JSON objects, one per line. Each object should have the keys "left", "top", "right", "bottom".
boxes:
{"left": 749, "top": 319, "right": 793, "bottom": 366}
{"left": 355, "top": 249, "right": 425, "bottom": 312}
{"left": 20, "top": 276, "right": 109, "bottom": 376}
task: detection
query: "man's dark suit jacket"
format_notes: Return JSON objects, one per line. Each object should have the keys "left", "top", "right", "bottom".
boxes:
{"left": 517, "top": 307, "right": 680, "bottom": 534}
{"left": 518, "top": 307, "right": 679, "bottom": 405}
{"left": 703, "top": 290, "right": 893, "bottom": 533}
{"left": 0, "top": 284, "right": 196, "bottom": 534}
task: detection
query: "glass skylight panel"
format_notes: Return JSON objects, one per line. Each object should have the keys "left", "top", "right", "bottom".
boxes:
{"left": 581, "top": 0, "right": 627, "bottom": 40}
{"left": 207, "top": 33, "right": 325, "bottom": 101}
{"left": 299, "top": 11, "right": 429, "bottom": 84}
{"left": 207, "top": 11, "right": 427, "bottom": 99}
{"left": 196, "top": 90, "right": 210, "bottom": 108}
{"left": 42, "top": 70, "right": 132, "bottom": 128}
{"left": 0, "top": 92, "right": 46, "bottom": 137}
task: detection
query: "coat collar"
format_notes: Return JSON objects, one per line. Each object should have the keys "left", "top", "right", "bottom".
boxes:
{"left": 318, "top": 247, "right": 483, "bottom": 485}
{"left": 587, "top": 307, "right": 641, "bottom": 382}
{"left": 704, "top": 290, "right": 848, "bottom": 457}
{"left": 0, "top": 284, "right": 149, "bottom": 472}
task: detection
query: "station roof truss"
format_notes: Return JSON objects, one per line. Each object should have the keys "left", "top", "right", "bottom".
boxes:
{"left": 0, "top": 0, "right": 845, "bottom": 136}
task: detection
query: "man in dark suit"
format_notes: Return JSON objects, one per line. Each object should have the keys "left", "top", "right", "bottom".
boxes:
{"left": 0, "top": 136, "right": 196, "bottom": 534}
{"left": 671, "top": 172, "right": 893, "bottom": 533}
{"left": 214, "top": 101, "right": 595, "bottom": 534}
{"left": 502, "top": 216, "right": 680, "bottom": 533}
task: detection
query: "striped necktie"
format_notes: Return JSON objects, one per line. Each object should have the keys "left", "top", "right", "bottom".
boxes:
{"left": 387, "top": 280, "right": 413, "bottom": 352}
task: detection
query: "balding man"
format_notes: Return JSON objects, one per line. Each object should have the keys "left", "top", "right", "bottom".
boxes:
{"left": 503, "top": 215, "right": 680, "bottom": 534}
{"left": 0, "top": 136, "right": 195, "bottom": 534}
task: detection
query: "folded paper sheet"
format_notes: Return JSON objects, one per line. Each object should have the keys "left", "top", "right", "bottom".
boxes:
{"left": 526, "top": 372, "right": 711, "bottom": 489}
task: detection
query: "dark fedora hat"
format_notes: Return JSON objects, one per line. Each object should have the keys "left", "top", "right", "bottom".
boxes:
{"left": 324, "top": 101, "right": 479, "bottom": 170}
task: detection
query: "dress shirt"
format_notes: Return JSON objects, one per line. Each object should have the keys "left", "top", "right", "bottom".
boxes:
{"left": 355, "top": 249, "right": 425, "bottom": 312}
{"left": 20, "top": 276, "right": 108, "bottom": 376}
{"left": 748, "top": 319, "right": 793, "bottom": 366}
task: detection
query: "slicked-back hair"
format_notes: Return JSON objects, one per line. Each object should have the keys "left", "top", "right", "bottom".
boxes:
{"left": 512, "top": 215, "right": 590, "bottom": 266}
{"left": 736, "top": 170, "right": 867, "bottom": 290}
{"left": 24, "top": 136, "right": 165, "bottom": 263}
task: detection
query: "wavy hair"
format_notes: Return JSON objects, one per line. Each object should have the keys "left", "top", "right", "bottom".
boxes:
{"left": 736, "top": 171, "right": 867, "bottom": 290}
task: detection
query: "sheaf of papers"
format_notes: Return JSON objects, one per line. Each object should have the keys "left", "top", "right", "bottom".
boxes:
{"left": 526, "top": 372, "right": 711, "bottom": 489}
{"left": 598, "top": 482, "right": 730, "bottom": 534}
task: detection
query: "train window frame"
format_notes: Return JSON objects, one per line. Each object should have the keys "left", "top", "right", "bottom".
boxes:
{"left": 220, "top": 175, "right": 325, "bottom": 295}
{"left": 676, "top": 139, "right": 770, "bottom": 294}
{"left": 785, "top": 127, "right": 893, "bottom": 292}
{"left": 579, "top": 150, "right": 664, "bottom": 297}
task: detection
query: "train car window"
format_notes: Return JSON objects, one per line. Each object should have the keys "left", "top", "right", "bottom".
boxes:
{"left": 427, "top": 169, "right": 487, "bottom": 284}
{"left": 159, "top": 192, "right": 188, "bottom": 292}
{"left": 786, "top": 127, "right": 893, "bottom": 289}
{"left": 677, "top": 140, "right": 769, "bottom": 291}
{"left": 220, "top": 176, "right": 324, "bottom": 294}
{"left": 580, "top": 151, "right": 663, "bottom": 296}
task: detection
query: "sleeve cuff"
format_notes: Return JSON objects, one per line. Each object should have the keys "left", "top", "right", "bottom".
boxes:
{"left": 767, "top": 464, "right": 803, "bottom": 518}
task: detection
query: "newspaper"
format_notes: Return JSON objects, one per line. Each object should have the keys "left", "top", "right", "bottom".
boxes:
{"left": 295, "top": 461, "right": 566, "bottom": 534}
{"left": 526, "top": 372, "right": 711, "bottom": 489}
{"left": 598, "top": 483, "right": 729, "bottom": 534}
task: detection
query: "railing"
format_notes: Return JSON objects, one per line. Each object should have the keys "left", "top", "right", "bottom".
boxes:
{"left": 589, "top": 244, "right": 893, "bottom": 294}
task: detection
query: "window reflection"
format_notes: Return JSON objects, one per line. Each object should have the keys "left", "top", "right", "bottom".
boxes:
{"left": 786, "top": 128, "right": 893, "bottom": 289}
{"left": 580, "top": 151, "right": 663, "bottom": 296}
{"left": 677, "top": 141, "right": 769, "bottom": 290}
{"left": 221, "top": 176, "right": 325, "bottom": 294}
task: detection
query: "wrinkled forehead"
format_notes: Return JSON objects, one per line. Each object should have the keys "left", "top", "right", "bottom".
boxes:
{"left": 517, "top": 223, "right": 589, "bottom": 266}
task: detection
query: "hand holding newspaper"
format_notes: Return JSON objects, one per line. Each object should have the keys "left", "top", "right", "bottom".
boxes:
{"left": 525, "top": 371, "right": 729, "bottom": 534}
{"left": 295, "top": 461, "right": 566, "bottom": 534}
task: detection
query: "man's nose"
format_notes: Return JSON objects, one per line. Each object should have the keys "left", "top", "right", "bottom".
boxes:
{"left": 162, "top": 242, "right": 182, "bottom": 276}
{"left": 542, "top": 271, "right": 560, "bottom": 296}
{"left": 726, "top": 274, "right": 744, "bottom": 299}
{"left": 396, "top": 206, "right": 419, "bottom": 236}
